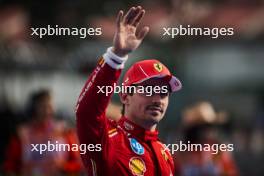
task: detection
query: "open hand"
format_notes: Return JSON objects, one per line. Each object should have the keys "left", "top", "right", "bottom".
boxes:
{"left": 112, "top": 6, "right": 149, "bottom": 57}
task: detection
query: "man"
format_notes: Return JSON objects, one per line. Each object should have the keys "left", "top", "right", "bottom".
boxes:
{"left": 4, "top": 90, "right": 84, "bottom": 175}
{"left": 76, "top": 6, "right": 182, "bottom": 176}
{"left": 174, "top": 102, "right": 238, "bottom": 176}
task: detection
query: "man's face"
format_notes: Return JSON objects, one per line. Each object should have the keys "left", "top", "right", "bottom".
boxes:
{"left": 35, "top": 96, "right": 54, "bottom": 120}
{"left": 122, "top": 78, "right": 170, "bottom": 128}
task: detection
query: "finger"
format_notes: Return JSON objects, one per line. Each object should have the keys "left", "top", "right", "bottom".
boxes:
{"left": 116, "top": 10, "right": 124, "bottom": 29}
{"left": 127, "top": 6, "right": 142, "bottom": 24}
{"left": 137, "top": 26, "right": 149, "bottom": 40}
{"left": 132, "top": 9, "right": 145, "bottom": 27}
{"left": 124, "top": 7, "right": 136, "bottom": 24}
{"left": 125, "top": 6, "right": 142, "bottom": 25}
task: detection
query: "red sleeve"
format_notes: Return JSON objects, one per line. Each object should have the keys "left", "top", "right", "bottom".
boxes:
{"left": 75, "top": 57, "right": 121, "bottom": 165}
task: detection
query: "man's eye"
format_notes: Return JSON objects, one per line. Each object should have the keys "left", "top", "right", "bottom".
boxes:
{"left": 160, "top": 92, "right": 169, "bottom": 97}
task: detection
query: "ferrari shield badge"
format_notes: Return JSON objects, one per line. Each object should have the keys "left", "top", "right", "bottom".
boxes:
{"left": 154, "top": 63, "right": 163, "bottom": 72}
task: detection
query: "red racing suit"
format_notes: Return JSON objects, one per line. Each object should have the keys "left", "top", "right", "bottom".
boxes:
{"left": 75, "top": 49, "right": 174, "bottom": 176}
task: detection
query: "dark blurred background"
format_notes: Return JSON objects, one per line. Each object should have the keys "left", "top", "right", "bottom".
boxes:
{"left": 0, "top": 0, "right": 263, "bottom": 175}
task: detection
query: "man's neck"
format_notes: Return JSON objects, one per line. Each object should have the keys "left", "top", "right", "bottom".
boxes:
{"left": 125, "top": 115, "right": 157, "bottom": 132}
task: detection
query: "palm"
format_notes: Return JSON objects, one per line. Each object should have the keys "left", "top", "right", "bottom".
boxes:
{"left": 116, "top": 26, "right": 138, "bottom": 52}
{"left": 113, "top": 7, "right": 149, "bottom": 57}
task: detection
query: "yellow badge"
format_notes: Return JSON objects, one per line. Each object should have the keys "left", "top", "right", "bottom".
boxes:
{"left": 161, "top": 149, "right": 169, "bottom": 161}
{"left": 129, "top": 157, "right": 146, "bottom": 176}
{"left": 154, "top": 63, "right": 163, "bottom": 72}
{"left": 98, "top": 57, "right": 105, "bottom": 66}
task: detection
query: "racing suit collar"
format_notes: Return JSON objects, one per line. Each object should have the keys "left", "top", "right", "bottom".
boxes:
{"left": 118, "top": 116, "right": 159, "bottom": 141}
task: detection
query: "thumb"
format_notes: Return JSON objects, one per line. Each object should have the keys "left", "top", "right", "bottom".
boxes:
{"left": 137, "top": 26, "right": 149, "bottom": 40}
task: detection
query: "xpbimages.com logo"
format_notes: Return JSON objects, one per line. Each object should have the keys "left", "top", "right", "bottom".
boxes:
{"left": 164, "top": 141, "right": 234, "bottom": 155}
{"left": 31, "top": 141, "right": 102, "bottom": 155}
{"left": 97, "top": 83, "right": 169, "bottom": 96}
{"left": 31, "top": 25, "right": 102, "bottom": 38}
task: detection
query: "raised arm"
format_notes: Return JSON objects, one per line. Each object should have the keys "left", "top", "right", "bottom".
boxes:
{"left": 75, "top": 6, "right": 148, "bottom": 148}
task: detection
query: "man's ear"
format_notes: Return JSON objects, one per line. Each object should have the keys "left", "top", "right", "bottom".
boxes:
{"left": 119, "top": 93, "right": 129, "bottom": 105}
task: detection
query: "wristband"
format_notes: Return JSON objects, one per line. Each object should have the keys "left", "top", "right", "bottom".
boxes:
{"left": 103, "top": 47, "right": 128, "bottom": 69}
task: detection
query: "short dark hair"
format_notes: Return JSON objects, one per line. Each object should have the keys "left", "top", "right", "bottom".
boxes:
{"left": 120, "top": 91, "right": 134, "bottom": 116}
{"left": 121, "top": 104, "right": 125, "bottom": 116}
{"left": 28, "top": 89, "right": 51, "bottom": 117}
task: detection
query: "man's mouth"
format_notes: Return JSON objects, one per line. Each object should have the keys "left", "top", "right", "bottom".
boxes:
{"left": 146, "top": 106, "right": 163, "bottom": 113}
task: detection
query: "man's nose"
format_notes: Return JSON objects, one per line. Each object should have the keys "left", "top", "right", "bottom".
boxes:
{"left": 151, "top": 93, "right": 163, "bottom": 103}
